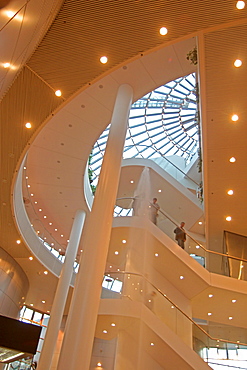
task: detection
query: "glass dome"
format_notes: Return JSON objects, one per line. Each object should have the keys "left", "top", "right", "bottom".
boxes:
{"left": 89, "top": 73, "right": 198, "bottom": 187}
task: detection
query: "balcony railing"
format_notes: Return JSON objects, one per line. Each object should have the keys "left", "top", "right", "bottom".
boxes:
{"left": 102, "top": 271, "right": 247, "bottom": 369}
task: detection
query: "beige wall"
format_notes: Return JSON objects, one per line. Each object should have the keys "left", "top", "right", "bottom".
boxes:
{"left": 0, "top": 247, "right": 29, "bottom": 318}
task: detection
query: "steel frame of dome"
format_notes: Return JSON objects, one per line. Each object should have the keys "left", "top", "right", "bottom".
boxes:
{"left": 90, "top": 73, "right": 198, "bottom": 187}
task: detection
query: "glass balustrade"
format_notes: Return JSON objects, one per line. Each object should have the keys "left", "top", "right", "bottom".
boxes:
{"left": 101, "top": 272, "right": 247, "bottom": 369}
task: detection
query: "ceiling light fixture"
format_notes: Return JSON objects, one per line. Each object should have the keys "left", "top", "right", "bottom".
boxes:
{"left": 130, "top": 180, "right": 134, "bottom": 183}
{"left": 122, "top": 239, "right": 127, "bottom": 244}
{"left": 25, "top": 122, "right": 32, "bottom": 129}
{"left": 229, "top": 157, "right": 236, "bottom": 163}
{"left": 179, "top": 275, "right": 184, "bottom": 280}
{"left": 3, "top": 62, "right": 10, "bottom": 68}
{"left": 159, "top": 27, "right": 168, "bottom": 35}
{"left": 236, "top": 1, "right": 245, "bottom": 9}
{"left": 16, "top": 240, "right": 21, "bottom": 244}
{"left": 226, "top": 216, "right": 232, "bottom": 221}
{"left": 208, "top": 294, "right": 213, "bottom": 298}
{"left": 44, "top": 271, "right": 48, "bottom": 275}
{"left": 234, "top": 59, "right": 242, "bottom": 67}
{"left": 227, "top": 190, "right": 234, "bottom": 195}
{"left": 103, "top": 330, "right": 107, "bottom": 333}
{"left": 100, "top": 56, "right": 108, "bottom": 64}
{"left": 229, "top": 316, "right": 233, "bottom": 320}
{"left": 150, "top": 342, "right": 155, "bottom": 346}
{"left": 55, "top": 90, "right": 62, "bottom": 97}
{"left": 155, "top": 253, "right": 159, "bottom": 257}
{"left": 114, "top": 251, "right": 119, "bottom": 255}
{"left": 208, "top": 312, "right": 212, "bottom": 316}
{"left": 232, "top": 299, "right": 237, "bottom": 303}
{"left": 231, "top": 114, "right": 239, "bottom": 122}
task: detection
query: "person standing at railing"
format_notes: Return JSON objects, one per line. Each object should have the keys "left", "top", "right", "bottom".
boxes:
{"left": 132, "top": 194, "right": 140, "bottom": 216}
{"left": 149, "top": 198, "right": 160, "bottom": 225}
{"left": 174, "top": 222, "right": 186, "bottom": 249}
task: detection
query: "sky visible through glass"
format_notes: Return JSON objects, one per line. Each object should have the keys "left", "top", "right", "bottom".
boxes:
{"left": 90, "top": 73, "right": 198, "bottom": 187}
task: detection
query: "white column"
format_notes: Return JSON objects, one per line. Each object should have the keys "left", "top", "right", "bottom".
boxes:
{"left": 37, "top": 210, "right": 86, "bottom": 370}
{"left": 57, "top": 84, "right": 133, "bottom": 370}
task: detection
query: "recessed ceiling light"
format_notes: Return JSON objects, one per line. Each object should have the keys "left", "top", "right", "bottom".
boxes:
{"left": 196, "top": 245, "right": 200, "bottom": 249}
{"left": 30, "top": 303, "right": 33, "bottom": 306}
{"left": 44, "top": 271, "right": 48, "bottom": 275}
{"left": 232, "top": 299, "right": 237, "bottom": 303}
{"left": 55, "top": 90, "right": 62, "bottom": 97}
{"left": 25, "top": 122, "right": 32, "bottom": 129}
{"left": 31, "top": 193, "right": 34, "bottom": 196}
{"left": 16, "top": 240, "right": 21, "bottom": 244}
{"left": 61, "top": 234, "right": 64, "bottom": 237}
{"left": 231, "top": 114, "right": 239, "bottom": 122}
{"left": 3, "top": 62, "right": 10, "bottom": 68}
{"left": 208, "top": 312, "right": 212, "bottom": 316}
{"left": 103, "top": 330, "right": 107, "bottom": 333}
{"left": 171, "top": 305, "right": 175, "bottom": 309}
{"left": 130, "top": 180, "right": 134, "bottom": 184}
{"left": 44, "top": 216, "right": 47, "bottom": 218}
{"left": 229, "top": 316, "right": 233, "bottom": 320}
{"left": 179, "top": 275, "right": 184, "bottom": 280}
{"left": 229, "top": 157, "right": 236, "bottom": 163}
{"left": 227, "top": 190, "right": 234, "bottom": 195}
{"left": 158, "top": 189, "right": 162, "bottom": 193}
{"left": 155, "top": 253, "right": 159, "bottom": 257}
{"left": 198, "top": 221, "right": 202, "bottom": 225}
{"left": 29, "top": 257, "right": 33, "bottom": 261}
{"left": 27, "top": 184, "right": 31, "bottom": 188}
{"left": 114, "top": 251, "right": 119, "bottom": 255}
{"left": 208, "top": 294, "right": 213, "bottom": 298}
{"left": 100, "top": 56, "right": 108, "bottom": 64}
{"left": 51, "top": 243, "right": 54, "bottom": 246}
{"left": 111, "top": 323, "right": 116, "bottom": 327}
{"left": 226, "top": 216, "right": 232, "bottom": 221}
{"left": 150, "top": 342, "right": 155, "bottom": 346}
{"left": 34, "top": 201, "right": 38, "bottom": 204}
{"left": 234, "top": 59, "right": 242, "bottom": 67}
{"left": 39, "top": 208, "right": 42, "bottom": 212}
{"left": 159, "top": 27, "right": 168, "bottom": 35}
{"left": 122, "top": 239, "right": 127, "bottom": 244}
{"left": 49, "top": 222, "right": 52, "bottom": 225}
{"left": 42, "top": 300, "right": 45, "bottom": 303}
{"left": 55, "top": 228, "right": 57, "bottom": 231}
{"left": 97, "top": 363, "right": 102, "bottom": 367}
{"left": 236, "top": 1, "right": 245, "bottom": 9}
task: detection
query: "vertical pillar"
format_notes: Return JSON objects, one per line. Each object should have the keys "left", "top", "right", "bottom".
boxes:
{"left": 37, "top": 210, "right": 86, "bottom": 370}
{"left": 57, "top": 84, "right": 133, "bottom": 370}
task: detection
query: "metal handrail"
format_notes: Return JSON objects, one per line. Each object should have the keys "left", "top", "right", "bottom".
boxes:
{"left": 115, "top": 197, "right": 247, "bottom": 265}
{"left": 105, "top": 271, "right": 247, "bottom": 348}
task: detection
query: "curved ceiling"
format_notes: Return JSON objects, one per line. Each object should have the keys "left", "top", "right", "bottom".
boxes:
{"left": 1, "top": 0, "right": 247, "bottom": 312}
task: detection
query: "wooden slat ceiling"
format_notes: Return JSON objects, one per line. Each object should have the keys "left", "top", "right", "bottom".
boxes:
{"left": 1, "top": 0, "right": 247, "bottom": 312}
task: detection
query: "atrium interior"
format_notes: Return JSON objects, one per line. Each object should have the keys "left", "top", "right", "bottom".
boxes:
{"left": 1, "top": 1, "right": 247, "bottom": 370}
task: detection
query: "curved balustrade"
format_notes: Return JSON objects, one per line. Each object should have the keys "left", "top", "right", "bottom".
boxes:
{"left": 114, "top": 198, "right": 247, "bottom": 280}
{"left": 22, "top": 163, "right": 80, "bottom": 273}
{"left": 123, "top": 144, "right": 200, "bottom": 187}
{"left": 102, "top": 271, "right": 247, "bottom": 368}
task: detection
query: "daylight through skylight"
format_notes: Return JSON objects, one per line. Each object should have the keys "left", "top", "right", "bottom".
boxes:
{"left": 90, "top": 73, "right": 198, "bottom": 187}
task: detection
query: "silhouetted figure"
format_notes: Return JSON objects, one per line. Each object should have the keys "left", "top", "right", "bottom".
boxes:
{"left": 150, "top": 198, "right": 160, "bottom": 225}
{"left": 174, "top": 222, "right": 186, "bottom": 249}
